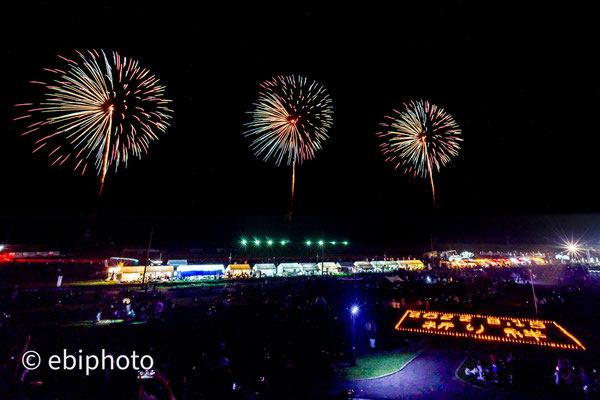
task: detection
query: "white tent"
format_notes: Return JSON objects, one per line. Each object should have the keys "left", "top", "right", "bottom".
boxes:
{"left": 371, "top": 261, "right": 400, "bottom": 271}
{"left": 397, "top": 260, "right": 425, "bottom": 270}
{"left": 167, "top": 259, "right": 188, "bottom": 266}
{"left": 301, "top": 263, "right": 320, "bottom": 275}
{"left": 277, "top": 263, "right": 303, "bottom": 276}
{"left": 253, "top": 263, "right": 277, "bottom": 277}
{"left": 225, "top": 264, "right": 252, "bottom": 277}
{"left": 176, "top": 264, "right": 224, "bottom": 279}
{"left": 317, "top": 262, "right": 343, "bottom": 274}
{"left": 108, "top": 266, "right": 174, "bottom": 282}
{"left": 353, "top": 261, "right": 375, "bottom": 273}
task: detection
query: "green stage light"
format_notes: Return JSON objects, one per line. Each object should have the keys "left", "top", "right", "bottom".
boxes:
{"left": 306, "top": 240, "right": 312, "bottom": 246}
{"left": 331, "top": 241, "right": 336, "bottom": 245}
{"left": 343, "top": 241, "right": 348, "bottom": 245}
{"left": 280, "top": 240, "right": 287, "bottom": 245}
{"left": 240, "top": 239, "right": 247, "bottom": 246}
{"left": 254, "top": 240, "right": 261, "bottom": 246}
{"left": 318, "top": 240, "right": 324, "bottom": 246}
{"left": 267, "top": 240, "right": 273, "bottom": 246}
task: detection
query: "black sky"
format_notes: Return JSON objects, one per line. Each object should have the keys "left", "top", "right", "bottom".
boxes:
{"left": 1, "top": 2, "right": 599, "bottom": 246}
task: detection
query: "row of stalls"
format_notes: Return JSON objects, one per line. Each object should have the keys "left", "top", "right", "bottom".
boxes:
{"left": 353, "top": 260, "right": 425, "bottom": 273}
{"left": 442, "top": 257, "right": 547, "bottom": 268}
{"left": 106, "top": 259, "right": 425, "bottom": 283}
{"left": 107, "top": 265, "right": 175, "bottom": 282}
{"left": 107, "top": 263, "right": 245, "bottom": 282}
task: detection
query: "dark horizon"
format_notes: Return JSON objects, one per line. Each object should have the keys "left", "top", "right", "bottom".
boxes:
{"left": 1, "top": 213, "right": 598, "bottom": 252}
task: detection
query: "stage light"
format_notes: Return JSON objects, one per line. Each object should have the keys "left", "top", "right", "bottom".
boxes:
{"left": 351, "top": 306, "right": 359, "bottom": 315}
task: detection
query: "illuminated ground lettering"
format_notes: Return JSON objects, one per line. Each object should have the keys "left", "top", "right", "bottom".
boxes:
{"left": 438, "top": 322, "right": 454, "bottom": 331}
{"left": 523, "top": 329, "right": 547, "bottom": 341}
{"left": 395, "top": 309, "right": 585, "bottom": 350}
{"left": 423, "top": 321, "right": 437, "bottom": 329}
{"left": 529, "top": 321, "right": 546, "bottom": 330}
{"left": 504, "top": 328, "right": 523, "bottom": 339}
{"left": 511, "top": 319, "right": 525, "bottom": 327}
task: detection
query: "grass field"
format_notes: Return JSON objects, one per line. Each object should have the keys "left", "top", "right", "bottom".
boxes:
{"left": 336, "top": 349, "right": 418, "bottom": 380}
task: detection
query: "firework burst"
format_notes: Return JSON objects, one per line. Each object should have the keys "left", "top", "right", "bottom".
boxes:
{"left": 15, "top": 49, "right": 173, "bottom": 194}
{"left": 244, "top": 75, "right": 334, "bottom": 218}
{"left": 377, "top": 100, "right": 462, "bottom": 204}
{"left": 244, "top": 75, "right": 333, "bottom": 165}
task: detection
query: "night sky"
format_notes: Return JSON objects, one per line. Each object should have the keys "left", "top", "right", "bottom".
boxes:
{"left": 2, "top": 2, "right": 599, "bottom": 247}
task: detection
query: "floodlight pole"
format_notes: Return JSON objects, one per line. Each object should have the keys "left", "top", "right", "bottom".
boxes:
{"left": 321, "top": 245, "right": 325, "bottom": 276}
{"left": 529, "top": 268, "right": 538, "bottom": 316}
{"left": 141, "top": 226, "right": 153, "bottom": 289}
{"left": 350, "top": 310, "right": 357, "bottom": 366}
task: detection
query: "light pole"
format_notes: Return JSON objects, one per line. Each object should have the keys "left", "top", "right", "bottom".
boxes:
{"left": 529, "top": 268, "right": 538, "bottom": 316}
{"left": 141, "top": 227, "right": 153, "bottom": 289}
{"left": 350, "top": 305, "right": 359, "bottom": 366}
{"left": 266, "top": 239, "right": 273, "bottom": 263}
{"left": 318, "top": 240, "right": 325, "bottom": 276}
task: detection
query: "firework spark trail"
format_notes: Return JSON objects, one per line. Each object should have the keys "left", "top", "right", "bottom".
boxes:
{"left": 377, "top": 100, "right": 462, "bottom": 205}
{"left": 244, "top": 75, "right": 334, "bottom": 220}
{"left": 16, "top": 50, "right": 173, "bottom": 194}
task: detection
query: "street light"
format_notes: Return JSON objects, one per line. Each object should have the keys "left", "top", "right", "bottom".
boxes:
{"left": 350, "top": 305, "right": 359, "bottom": 366}
{"left": 318, "top": 240, "right": 325, "bottom": 275}
{"left": 560, "top": 237, "right": 583, "bottom": 263}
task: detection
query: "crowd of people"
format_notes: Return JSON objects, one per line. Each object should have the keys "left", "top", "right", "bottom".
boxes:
{"left": 465, "top": 352, "right": 517, "bottom": 385}
{"left": 0, "top": 262, "right": 598, "bottom": 399}
{"left": 554, "top": 356, "right": 600, "bottom": 395}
